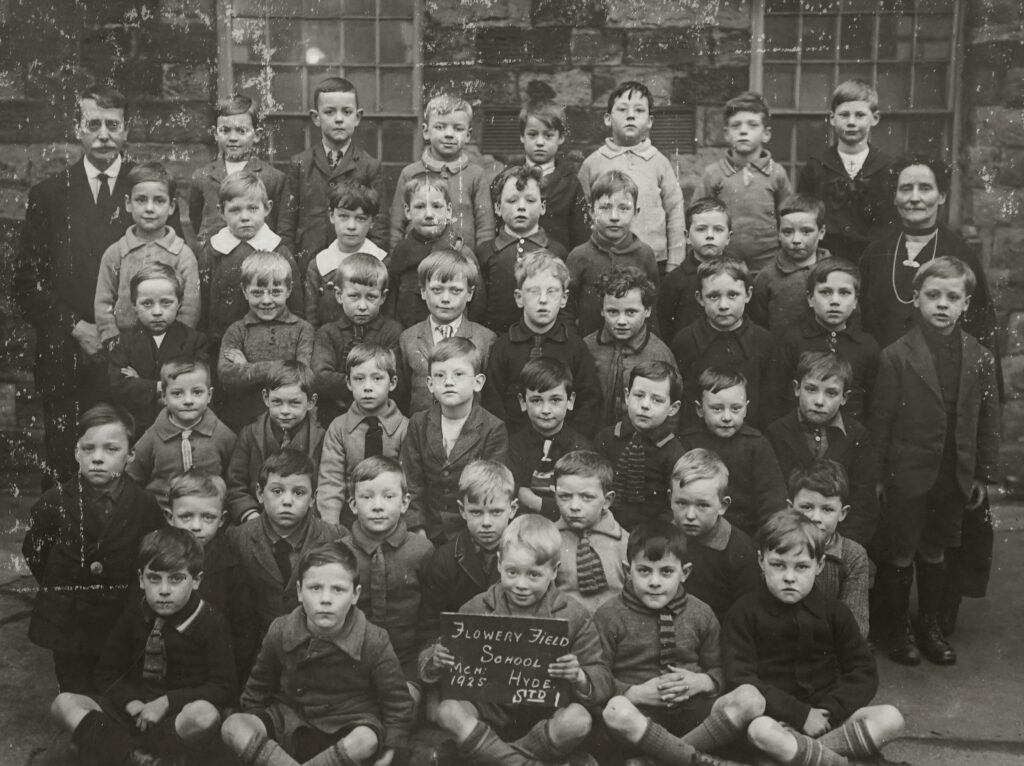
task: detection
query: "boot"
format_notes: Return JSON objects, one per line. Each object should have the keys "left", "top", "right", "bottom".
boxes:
{"left": 916, "top": 558, "right": 957, "bottom": 665}
{"left": 876, "top": 563, "right": 921, "bottom": 666}
{"left": 937, "top": 556, "right": 963, "bottom": 637}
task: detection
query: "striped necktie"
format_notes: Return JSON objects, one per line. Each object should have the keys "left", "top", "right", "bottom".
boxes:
{"left": 613, "top": 431, "right": 646, "bottom": 502}
{"left": 370, "top": 547, "right": 388, "bottom": 623}
{"left": 529, "top": 334, "right": 544, "bottom": 359}
{"left": 142, "top": 616, "right": 167, "bottom": 682}
{"left": 658, "top": 610, "right": 677, "bottom": 672}
{"left": 180, "top": 429, "right": 193, "bottom": 471}
{"left": 575, "top": 532, "right": 608, "bottom": 596}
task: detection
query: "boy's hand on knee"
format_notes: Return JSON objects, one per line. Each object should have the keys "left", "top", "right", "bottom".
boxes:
{"left": 125, "top": 700, "right": 145, "bottom": 718}
{"left": 135, "top": 696, "right": 170, "bottom": 731}
{"left": 967, "top": 480, "right": 989, "bottom": 510}
{"left": 549, "top": 653, "right": 588, "bottom": 694}
{"left": 803, "top": 708, "right": 831, "bottom": 738}
{"left": 372, "top": 747, "right": 395, "bottom": 766}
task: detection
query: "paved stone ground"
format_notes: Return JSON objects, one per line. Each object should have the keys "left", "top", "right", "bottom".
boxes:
{"left": 2, "top": 491, "right": 1022, "bottom": 766}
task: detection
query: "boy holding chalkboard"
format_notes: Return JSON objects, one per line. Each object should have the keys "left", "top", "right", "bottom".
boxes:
{"left": 423, "top": 515, "right": 614, "bottom": 766}
{"left": 596, "top": 521, "right": 765, "bottom": 764}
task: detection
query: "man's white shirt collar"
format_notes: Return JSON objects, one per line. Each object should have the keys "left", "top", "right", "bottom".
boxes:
{"left": 83, "top": 155, "right": 122, "bottom": 199}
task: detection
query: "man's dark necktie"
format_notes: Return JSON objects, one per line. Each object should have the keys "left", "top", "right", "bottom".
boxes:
{"left": 96, "top": 172, "right": 112, "bottom": 209}
{"left": 142, "top": 616, "right": 167, "bottom": 682}
{"left": 613, "top": 432, "right": 647, "bottom": 502}
{"left": 575, "top": 532, "right": 608, "bottom": 596}
{"left": 363, "top": 416, "right": 383, "bottom": 458}
{"left": 273, "top": 539, "right": 292, "bottom": 586}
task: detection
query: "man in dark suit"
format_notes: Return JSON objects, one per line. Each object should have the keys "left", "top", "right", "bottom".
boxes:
{"left": 14, "top": 84, "right": 182, "bottom": 485}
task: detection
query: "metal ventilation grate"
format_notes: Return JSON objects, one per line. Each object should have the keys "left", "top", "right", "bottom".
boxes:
{"left": 480, "top": 107, "right": 697, "bottom": 160}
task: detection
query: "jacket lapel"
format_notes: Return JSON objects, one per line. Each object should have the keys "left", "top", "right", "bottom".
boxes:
{"left": 904, "top": 327, "right": 943, "bottom": 403}
{"left": 446, "top": 407, "right": 484, "bottom": 466}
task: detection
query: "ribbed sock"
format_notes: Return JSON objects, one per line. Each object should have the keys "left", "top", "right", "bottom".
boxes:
{"left": 511, "top": 718, "right": 565, "bottom": 761}
{"left": 636, "top": 718, "right": 698, "bottom": 766}
{"left": 816, "top": 718, "right": 879, "bottom": 758}
{"left": 784, "top": 732, "right": 848, "bottom": 766}
{"left": 71, "top": 710, "right": 134, "bottom": 766}
{"left": 303, "top": 741, "right": 357, "bottom": 766}
{"left": 681, "top": 705, "right": 744, "bottom": 752}
{"left": 241, "top": 734, "right": 301, "bottom": 766}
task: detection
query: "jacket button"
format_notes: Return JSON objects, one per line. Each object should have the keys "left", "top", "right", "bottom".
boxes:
{"left": 329, "top": 180, "right": 336, "bottom": 187}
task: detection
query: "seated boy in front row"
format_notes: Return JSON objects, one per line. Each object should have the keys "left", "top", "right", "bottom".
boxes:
{"left": 401, "top": 337, "right": 509, "bottom": 544}
{"left": 678, "top": 368, "right": 787, "bottom": 538}
{"left": 318, "top": 343, "right": 409, "bottom": 526}
{"left": 51, "top": 528, "right": 235, "bottom": 765}
{"left": 346, "top": 456, "right": 435, "bottom": 715}
{"left": 222, "top": 541, "right": 414, "bottom": 766}
{"left": 509, "top": 358, "right": 593, "bottom": 521}
{"left": 597, "top": 521, "right": 765, "bottom": 765}
{"left": 226, "top": 360, "right": 325, "bottom": 524}
{"left": 788, "top": 460, "right": 870, "bottom": 638}
{"left": 670, "top": 448, "right": 759, "bottom": 624}
{"left": 421, "top": 515, "right": 615, "bottom": 766}
{"left": 553, "top": 450, "right": 629, "bottom": 613}
{"left": 224, "top": 449, "right": 349, "bottom": 636}
{"left": 23, "top": 404, "right": 165, "bottom": 695}
{"left": 594, "top": 360, "right": 684, "bottom": 531}
{"left": 724, "top": 511, "right": 905, "bottom": 766}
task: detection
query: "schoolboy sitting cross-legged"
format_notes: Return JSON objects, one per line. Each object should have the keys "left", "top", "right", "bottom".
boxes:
{"left": 678, "top": 368, "right": 788, "bottom": 538}
{"left": 318, "top": 343, "right": 409, "bottom": 526}
{"left": 51, "top": 527, "right": 235, "bottom": 766}
{"left": 553, "top": 450, "right": 629, "bottom": 614}
{"left": 725, "top": 511, "right": 905, "bottom": 766}
{"left": 221, "top": 541, "right": 414, "bottom": 766}
{"left": 422, "top": 515, "right": 615, "bottom": 766}
{"left": 509, "top": 358, "right": 593, "bottom": 521}
{"left": 766, "top": 352, "right": 879, "bottom": 548}
{"left": 224, "top": 449, "right": 349, "bottom": 637}
{"left": 226, "top": 360, "right": 325, "bottom": 524}
{"left": 109, "top": 261, "right": 209, "bottom": 434}
{"left": 594, "top": 360, "right": 684, "bottom": 531}
{"left": 401, "top": 337, "right": 509, "bottom": 544}
{"left": 346, "top": 456, "right": 435, "bottom": 715}
{"left": 670, "top": 449, "right": 759, "bottom": 625}
{"left": 597, "top": 521, "right": 765, "bottom": 766}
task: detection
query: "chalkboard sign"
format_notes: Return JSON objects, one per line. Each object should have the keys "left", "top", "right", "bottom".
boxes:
{"left": 439, "top": 613, "right": 572, "bottom": 708}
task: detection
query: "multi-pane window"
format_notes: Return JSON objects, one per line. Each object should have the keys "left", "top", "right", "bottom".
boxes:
{"left": 220, "top": 0, "right": 421, "bottom": 187}
{"left": 753, "top": 0, "right": 961, "bottom": 182}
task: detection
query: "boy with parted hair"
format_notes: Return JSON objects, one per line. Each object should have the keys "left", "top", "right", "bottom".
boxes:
{"left": 481, "top": 250, "right": 603, "bottom": 437}
{"left": 870, "top": 256, "right": 1000, "bottom": 667}
{"left": 694, "top": 91, "right": 793, "bottom": 276}
{"left": 423, "top": 514, "right": 615, "bottom": 766}
{"left": 305, "top": 181, "right": 388, "bottom": 329}
{"left": 128, "top": 357, "right": 236, "bottom": 512}
{"left": 190, "top": 94, "right": 288, "bottom": 246}
{"left": 389, "top": 93, "right": 495, "bottom": 250}
{"left": 51, "top": 527, "right": 235, "bottom": 766}
{"left": 312, "top": 253, "right": 403, "bottom": 424}
{"left": 584, "top": 265, "right": 678, "bottom": 428}
{"left": 402, "top": 337, "right": 509, "bottom": 543}
{"left": 399, "top": 249, "right": 496, "bottom": 414}
{"left": 225, "top": 360, "right": 325, "bottom": 524}
{"left": 200, "top": 171, "right": 304, "bottom": 346}
{"left": 94, "top": 161, "right": 201, "bottom": 344}
{"left": 595, "top": 360, "right": 685, "bottom": 531}
{"left": 797, "top": 79, "right": 896, "bottom": 264}
{"left": 508, "top": 99, "right": 590, "bottom": 252}
{"left": 766, "top": 352, "right": 879, "bottom": 547}
{"left": 578, "top": 81, "right": 686, "bottom": 273}
{"left": 509, "top": 358, "right": 593, "bottom": 520}
{"left": 318, "top": 343, "right": 409, "bottom": 525}
{"left": 669, "top": 448, "right": 759, "bottom": 623}
{"left": 597, "top": 520, "right": 766, "bottom": 765}
{"left": 280, "top": 76, "right": 388, "bottom": 267}
{"left": 109, "top": 262, "right": 208, "bottom": 434}
{"left": 565, "top": 169, "right": 661, "bottom": 338}
{"left": 725, "top": 511, "right": 905, "bottom": 766}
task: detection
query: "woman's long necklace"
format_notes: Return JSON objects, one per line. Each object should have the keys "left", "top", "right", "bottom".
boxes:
{"left": 891, "top": 231, "right": 939, "bottom": 305}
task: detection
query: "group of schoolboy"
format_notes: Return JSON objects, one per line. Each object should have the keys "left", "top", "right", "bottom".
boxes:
{"left": 20, "top": 70, "right": 1000, "bottom": 766}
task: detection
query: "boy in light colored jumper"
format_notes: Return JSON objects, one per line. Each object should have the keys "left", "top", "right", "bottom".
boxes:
{"left": 578, "top": 81, "right": 686, "bottom": 274}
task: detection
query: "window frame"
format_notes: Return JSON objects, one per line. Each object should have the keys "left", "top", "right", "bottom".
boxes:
{"left": 748, "top": 0, "right": 966, "bottom": 224}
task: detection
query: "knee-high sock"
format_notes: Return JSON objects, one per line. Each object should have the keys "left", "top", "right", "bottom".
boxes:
{"left": 303, "top": 740, "right": 358, "bottom": 766}
{"left": 636, "top": 718, "right": 698, "bottom": 766}
{"left": 681, "top": 705, "right": 745, "bottom": 752}
{"left": 460, "top": 720, "right": 548, "bottom": 766}
{"left": 816, "top": 718, "right": 879, "bottom": 758}
{"left": 241, "top": 734, "right": 301, "bottom": 766}
{"left": 784, "top": 731, "right": 849, "bottom": 766}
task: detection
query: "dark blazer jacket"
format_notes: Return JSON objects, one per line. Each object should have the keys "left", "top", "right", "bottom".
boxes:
{"left": 869, "top": 325, "right": 1001, "bottom": 498}
{"left": 400, "top": 402, "right": 510, "bottom": 542}
{"left": 505, "top": 153, "right": 590, "bottom": 252}
{"left": 278, "top": 142, "right": 387, "bottom": 268}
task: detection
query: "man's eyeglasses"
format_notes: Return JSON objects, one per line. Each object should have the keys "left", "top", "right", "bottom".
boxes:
{"left": 81, "top": 119, "right": 124, "bottom": 134}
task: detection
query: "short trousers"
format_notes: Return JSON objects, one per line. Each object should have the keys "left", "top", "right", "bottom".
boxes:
{"left": 253, "top": 703, "right": 384, "bottom": 762}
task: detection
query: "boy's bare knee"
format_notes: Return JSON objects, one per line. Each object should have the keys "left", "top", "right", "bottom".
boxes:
{"left": 435, "top": 699, "right": 474, "bottom": 733}
{"left": 50, "top": 692, "right": 99, "bottom": 730}
{"left": 723, "top": 684, "right": 766, "bottom": 721}
{"left": 343, "top": 726, "right": 379, "bottom": 762}
{"left": 875, "top": 705, "right": 906, "bottom": 739}
{"left": 552, "top": 703, "right": 592, "bottom": 743}
{"left": 601, "top": 696, "right": 639, "bottom": 732}
{"left": 177, "top": 701, "right": 220, "bottom": 737}
{"left": 744, "top": 716, "right": 776, "bottom": 749}
{"left": 221, "top": 712, "right": 263, "bottom": 751}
